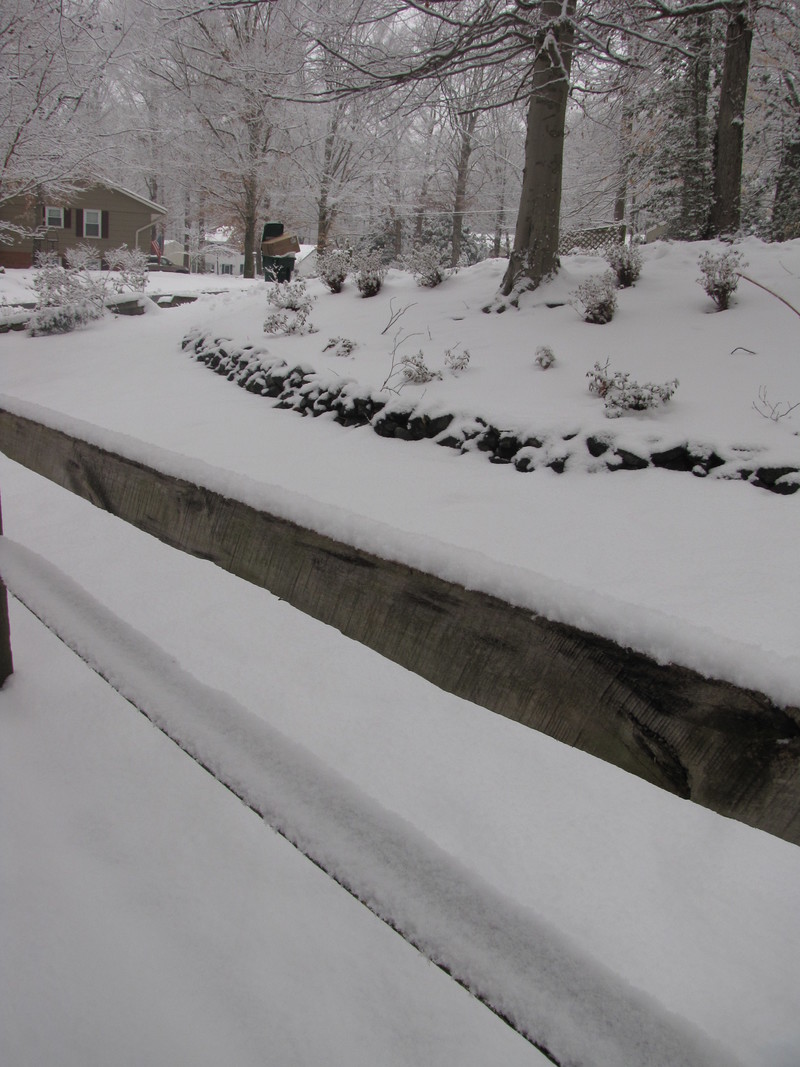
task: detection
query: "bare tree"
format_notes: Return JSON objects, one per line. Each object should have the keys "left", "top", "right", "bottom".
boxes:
{"left": 0, "top": 0, "right": 127, "bottom": 231}
{"left": 147, "top": 0, "right": 302, "bottom": 276}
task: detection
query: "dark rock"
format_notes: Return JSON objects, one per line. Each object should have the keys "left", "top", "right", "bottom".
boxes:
{"left": 651, "top": 445, "right": 694, "bottom": 472}
{"left": 610, "top": 449, "right": 649, "bottom": 471}
{"left": 475, "top": 426, "right": 501, "bottom": 453}
{"left": 753, "top": 467, "right": 800, "bottom": 494}
{"left": 586, "top": 435, "right": 610, "bottom": 457}
{"left": 406, "top": 413, "right": 454, "bottom": 440}
{"left": 495, "top": 434, "right": 522, "bottom": 461}
{"left": 373, "top": 410, "right": 411, "bottom": 439}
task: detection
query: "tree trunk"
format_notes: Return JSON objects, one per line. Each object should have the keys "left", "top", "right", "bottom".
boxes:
{"left": 493, "top": 188, "right": 506, "bottom": 258}
{"left": 772, "top": 75, "right": 800, "bottom": 241}
{"left": 147, "top": 176, "right": 159, "bottom": 258}
{"left": 707, "top": 1, "right": 754, "bottom": 236}
{"left": 183, "top": 191, "right": 191, "bottom": 271}
{"left": 500, "top": 0, "right": 577, "bottom": 298}
{"left": 679, "top": 15, "right": 713, "bottom": 238}
{"left": 317, "top": 126, "right": 338, "bottom": 251}
{"left": 614, "top": 94, "right": 635, "bottom": 225}
{"left": 451, "top": 111, "right": 478, "bottom": 268}
{"left": 242, "top": 174, "right": 258, "bottom": 279}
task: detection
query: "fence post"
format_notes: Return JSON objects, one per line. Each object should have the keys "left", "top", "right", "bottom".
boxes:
{"left": 0, "top": 491, "right": 12, "bottom": 686}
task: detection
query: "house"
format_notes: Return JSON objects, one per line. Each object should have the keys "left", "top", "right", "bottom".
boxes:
{"left": 0, "top": 180, "right": 167, "bottom": 269}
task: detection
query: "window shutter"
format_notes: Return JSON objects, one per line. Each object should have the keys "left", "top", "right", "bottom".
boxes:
{"left": 64, "top": 208, "right": 72, "bottom": 229}
{"left": 101, "top": 211, "right": 109, "bottom": 239}
{"left": 41, "top": 205, "right": 46, "bottom": 225}
{"left": 75, "top": 209, "right": 83, "bottom": 236}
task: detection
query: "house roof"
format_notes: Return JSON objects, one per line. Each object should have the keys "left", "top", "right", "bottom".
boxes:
{"left": 94, "top": 178, "right": 168, "bottom": 216}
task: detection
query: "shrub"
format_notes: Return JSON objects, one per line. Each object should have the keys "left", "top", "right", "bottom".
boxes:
{"left": 316, "top": 248, "right": 351, "bottom": 293}
{"left": 573, "top": 271, "right": 618, "bottom": 324}
{"left": 444, "top": 346, "right": 470, "bottom": 373}
{"left": 28, "top": 251, "right": 106, "bottom": 335}
{"left": 29, "top": 303, "right": 96, "bottom": 335}
{"left": 408, "top": 244, "right": 448, "bottom": 288}
{"left": 355, "top": 252, "right": 386, "bottom": 297}
{"left": 401, "top": 350, "right": 442, "bottom": 384}
{"left": 587, "top": 359, "right": 678, "bottom": 418}
{"left": 535, "top": 345, "right": 556, "bottom": 369}
{"left": 323, "top": 336, "right": 356, "bottom": 358}
{"left": 697, "top": 248, "right": 745, "bottom": 311}
{"left": 105, "top": 245, "right": 149, "bottom": 293}
{"left": 264, "top": 278, "right": 316, "bottom": 334}
{"left": 606, "top": 243, "right": 642, "bottom": 288}
{"left": 64, "top": 244, "right": 101, "bottom": 271}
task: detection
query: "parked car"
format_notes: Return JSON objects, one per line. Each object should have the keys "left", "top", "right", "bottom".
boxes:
{"left": 145, "top": 255, "right": 189, "bottom": 274}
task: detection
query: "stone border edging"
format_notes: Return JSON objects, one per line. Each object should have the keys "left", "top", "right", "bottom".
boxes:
{"left": 182, "top": 331, "right": 800, "bottom": 496}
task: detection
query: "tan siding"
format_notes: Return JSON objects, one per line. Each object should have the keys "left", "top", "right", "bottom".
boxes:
{"left": 0, "top": 183, "right": 165, "bottom": 268}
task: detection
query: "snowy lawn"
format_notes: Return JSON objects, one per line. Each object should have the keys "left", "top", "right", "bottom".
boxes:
{"left": 1, "top": 239, "right": 800, "bottom": 1065}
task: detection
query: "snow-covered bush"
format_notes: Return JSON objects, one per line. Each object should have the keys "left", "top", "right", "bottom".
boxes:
{"left": 573, "top": 271, "right": 618, "bottom": 324}
{"left": 697, "top": 248, "right": 745, "bottom": 311}
{"left": 316, "top": 248, "right": 351, "bottom": 293}
{"left": 264, "top": 279, "right": 317, "bottom": 334}
{"left": 105, "top": 245, "right": 149, "bottom": 293}
{"left": 64, "top": 244, "right": 101, "bottom": 272}
{"left": 535, "top": 345, "right": 556, "bottom": 369}
{"left": 28, "top": 251, "right": 106, "bottom": 335}
{"left": 408, "top": 245, "right": 448, "bottom": 288}
{"left": 323, "top": 336, "right": 356, "bottom": 358}
{"left": 355, "top": 252, "right": 386, "bottom": 298}
{"left": 401, "top": 350, "right": 442, "bottom": 384}
{"left": 444, "top": 346, "right": 470, "bottom": 373}
{"left": 587, "top": 359, "right": 678, "bottom": 418}
{"left": 606, "top": 243, "right": 642, "bottom": 288}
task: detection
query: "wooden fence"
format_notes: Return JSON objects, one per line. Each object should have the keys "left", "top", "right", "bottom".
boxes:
{"left": 1, "top": 406, "right": 798, "bottom": 845}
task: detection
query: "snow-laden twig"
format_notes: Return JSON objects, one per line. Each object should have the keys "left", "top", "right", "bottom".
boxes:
{"left": 752, "top": 386, "right": 800, "bottom": 422}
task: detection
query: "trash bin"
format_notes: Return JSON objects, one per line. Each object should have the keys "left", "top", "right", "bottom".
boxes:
{"left": 263, "top": 255, "right": 296, "bottom": 283}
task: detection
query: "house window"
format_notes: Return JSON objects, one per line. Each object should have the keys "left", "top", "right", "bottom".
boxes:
{"left": 83, "top": 209, "right": 102, "bottom": 238}
{"left": 221, "top": 263, "right": 233, "bottom": 275}
{"left": 45, "top": 207, "right": 64, "bottom": 228}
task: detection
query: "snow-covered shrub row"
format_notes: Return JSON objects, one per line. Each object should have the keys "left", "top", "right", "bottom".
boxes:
{"left": 28, "top": 244, "right": 151, "bottom": 335}
{"left": 181, "top": 330, "right": 800, "bottom": 495}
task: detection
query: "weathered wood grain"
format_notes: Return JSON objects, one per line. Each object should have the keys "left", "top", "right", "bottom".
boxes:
{"left": 2, "top": 408, "right": 798, "bottom": 844}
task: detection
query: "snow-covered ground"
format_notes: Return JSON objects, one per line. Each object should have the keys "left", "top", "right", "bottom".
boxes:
{"left": 1, "top": 240, "right": 799, "bottom": 1065}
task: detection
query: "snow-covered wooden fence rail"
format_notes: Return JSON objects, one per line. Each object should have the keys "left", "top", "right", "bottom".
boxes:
{"left": 1, "top": 405, "right": 799, "bottom": 848}
{"left": 0, "top": 493, "right": 12, "bottom": 685}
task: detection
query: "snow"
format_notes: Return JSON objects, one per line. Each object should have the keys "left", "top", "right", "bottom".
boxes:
{"left": 1, "top": 239, "right": 800, "bottom": 1065}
